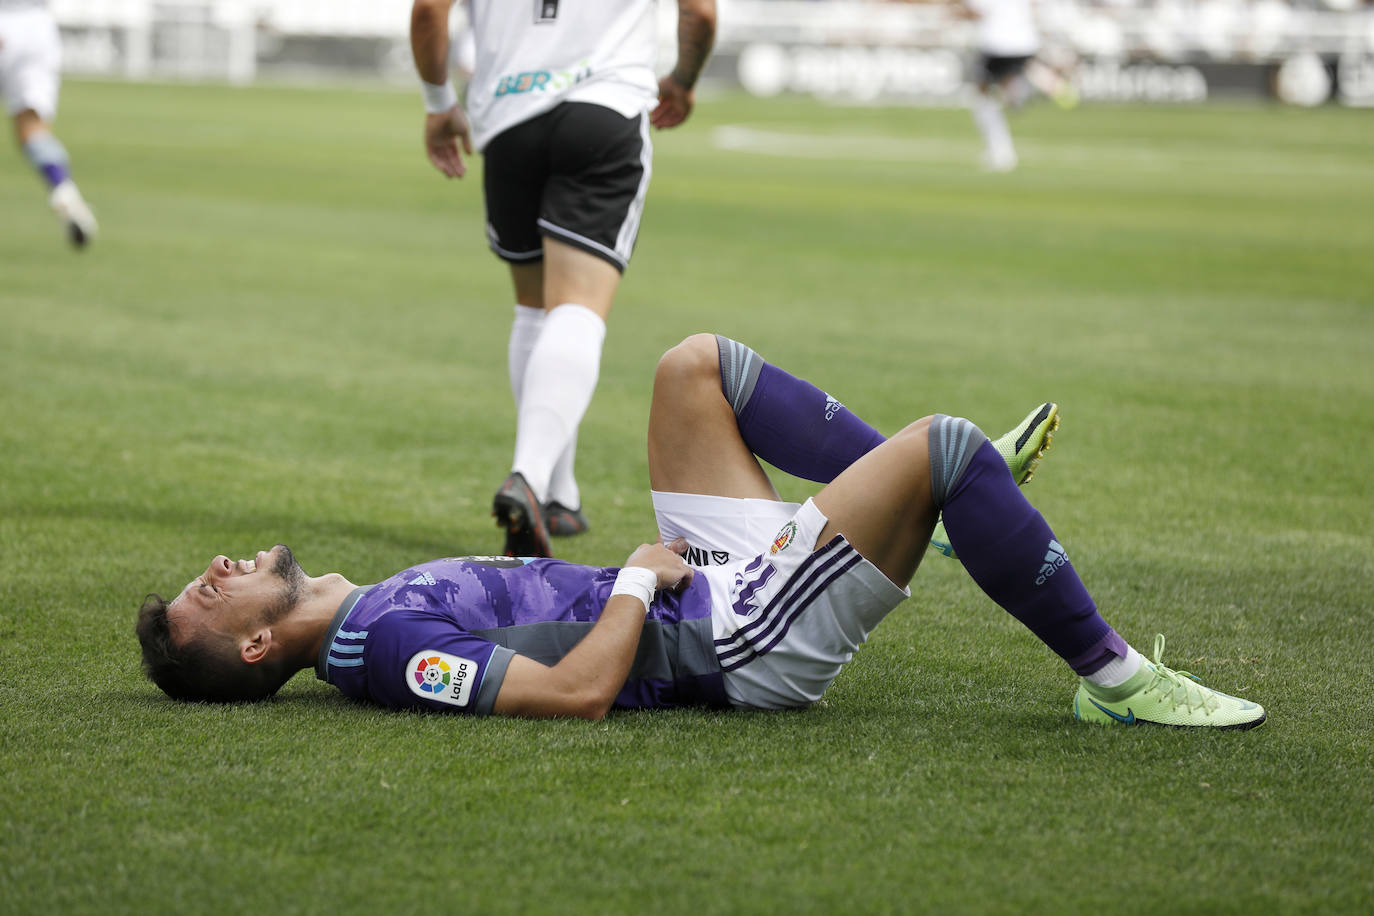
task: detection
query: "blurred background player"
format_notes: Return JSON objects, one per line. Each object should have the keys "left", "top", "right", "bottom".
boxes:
{"left": 959, "top": 0, "right": 1075, "bottom": 172}
{"left": 409, "top": 0, "right": 717, "bottom": 557}
{"left": 0, "top": 0, "right": 96, "bottom": 246}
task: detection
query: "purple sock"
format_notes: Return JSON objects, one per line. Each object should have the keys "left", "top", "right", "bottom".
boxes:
{"left": 40, "top": 162, "right": 69, "bottom": 187}
{"left": 717, "top": 336, "right": 886, "bottom": 483}
{"left": 934, "top": 426, "right": 1125, "bottom": 675}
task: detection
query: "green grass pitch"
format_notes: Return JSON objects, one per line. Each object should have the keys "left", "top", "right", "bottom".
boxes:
{"left": 2, "top": 80, "right": 1372, "bottom": 913}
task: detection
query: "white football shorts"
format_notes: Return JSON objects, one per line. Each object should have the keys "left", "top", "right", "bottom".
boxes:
{"left": 0, "top": 6, "right": 62, "bottom": 120}
{"left": 653, "top": 491, "right": 910, "bottom": 710}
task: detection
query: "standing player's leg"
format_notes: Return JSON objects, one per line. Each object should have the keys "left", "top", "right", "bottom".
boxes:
{"left": 970, "top": 57, "right": 1019, "bottom": 172}
{"left": 494, "top": 103, "right": 653, "bottom": 555}
{"left": 482, "top": 113, "right": 555, "bottom": 557}
{"left": 498, "top": 241, "right": 617, "bottom": 555}
{"left": 3, "top": 6, "right": 96, "bottom": 246}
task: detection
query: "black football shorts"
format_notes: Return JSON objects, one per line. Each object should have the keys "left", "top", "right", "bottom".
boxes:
{"left": 981, "top": 54, "right": 1032, "bottom": 83}
{"left": 482, "top": 101, "right": 652, "bottom": 273}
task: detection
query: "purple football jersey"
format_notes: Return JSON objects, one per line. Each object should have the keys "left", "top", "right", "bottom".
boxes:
{"left": 315, "top": 557, "right": 727, "bottom": 715}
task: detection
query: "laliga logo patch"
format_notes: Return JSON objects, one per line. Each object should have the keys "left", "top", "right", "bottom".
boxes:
{"left": 406, "top": 650, "right": 477, "bottom": 707}
{"left": 770, "top": 521, "right": 798, "bottom": 555}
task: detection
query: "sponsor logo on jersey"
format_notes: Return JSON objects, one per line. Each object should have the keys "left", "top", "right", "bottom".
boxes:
{"left": 406, "top": 650, "right": 478, "bottom": 707}
{"left": 682, "top": 545, "right": 734, "bottom": 566}
{"left": 770, "top": 521, "right": 798, "bottom": 555}
{"left": 407, "top": 571, "right": 437, "bottom": 586}
{"left": 1035, "top": 539, "right": 1069, "bottom": 585}
{"left": 494, "top": 60, "right": 592, "bottom": 99}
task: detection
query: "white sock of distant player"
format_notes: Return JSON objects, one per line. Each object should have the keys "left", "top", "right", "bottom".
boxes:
{"left": 510, "top": 304, "right": 585, "bottom": 509}
{"left": 546, "top": 432, "right": 581, "bottom": 511}
{"left": 510, "top": 304, "right": 605, "bottom": 502}
{"left": 507, "top": 304, "right": 545, "bottom": 403}
{"left": 971, "top": 93, "right": 1015, "bottom": 163}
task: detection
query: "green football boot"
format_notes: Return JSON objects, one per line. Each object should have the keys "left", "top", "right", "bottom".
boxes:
{"left": 929, "top": 402, "right": 1059, "bottom": 559}
{"left": 1073, "top": 635, "right": 1267, "bottom": 730}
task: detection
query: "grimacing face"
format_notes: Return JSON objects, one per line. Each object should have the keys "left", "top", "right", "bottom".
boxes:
{"left": 166, "top": 545, "right": 307, "bottom": 647}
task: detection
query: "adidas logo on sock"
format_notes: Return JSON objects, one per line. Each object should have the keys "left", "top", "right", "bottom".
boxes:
{"left": 1035, "top": 539, "right": 1068, "bottom": 586}
{"left": 408, "top": 571, "right": 437, "bottom": 586}
{"left": 824, "top": 393, "right": 843, "bottom": 421}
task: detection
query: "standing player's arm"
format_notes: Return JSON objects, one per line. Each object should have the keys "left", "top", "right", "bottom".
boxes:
{"left": 491, "top": 540, "right": 695, "bottom": 720}
{"left": 651, "top": 0, "right": 718, "bottom": 129}
{"left": 410, "top": 0, "right": 473, "bottom": 178}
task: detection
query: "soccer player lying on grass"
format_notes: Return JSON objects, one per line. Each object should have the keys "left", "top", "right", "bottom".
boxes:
{"left": 136, "top": 334, "right": 1266, "bottom": 728}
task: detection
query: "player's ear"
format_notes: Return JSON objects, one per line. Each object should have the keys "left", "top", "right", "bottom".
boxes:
{"left": 241, "top": 628, "right": 273, "bottom": 665}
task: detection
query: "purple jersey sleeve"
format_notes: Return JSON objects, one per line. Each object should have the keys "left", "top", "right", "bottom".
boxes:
{"left": 360, "top": 608, "right": 515, "bottom": 715}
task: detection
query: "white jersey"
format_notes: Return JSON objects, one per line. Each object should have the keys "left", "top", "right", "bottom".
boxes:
{"left": 967, "top": 0, "right": 1040, "bottom": 58}
{"left": 0, "top": 1, "right": 60, "bottom": 120}
{"left": 464, "top": 0, "right": 659, "bottom": 151}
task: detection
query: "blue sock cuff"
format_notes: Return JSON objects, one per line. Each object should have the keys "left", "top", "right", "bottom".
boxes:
{"left": 23, "top": 131, "right": 70, "bottom": 169}
{"left": 928, "top": 415, "right": 988, "bottom": 507}
{"left": 23, "top": 132, "right": 71, "bottom": 188}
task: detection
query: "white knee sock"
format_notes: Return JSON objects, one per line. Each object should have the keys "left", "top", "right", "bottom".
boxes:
{"left": 547, "top": 432, "right": 581, "bottom": 510}
{"left": 510, "top": 304, "right": 606, "bottom": 502}
{"left": 507, "top": 304, "right": 546, "bottom": 404}
{"left": 971, "top": 93, "right": 1015, "bottom": 160}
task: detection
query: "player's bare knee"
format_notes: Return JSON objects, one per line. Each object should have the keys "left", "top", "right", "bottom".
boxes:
{"left": 891, "top": 416, "right": 935, "bottom": 449}
{"left": 655, "top": 334, "right": 719, "bottom": 391}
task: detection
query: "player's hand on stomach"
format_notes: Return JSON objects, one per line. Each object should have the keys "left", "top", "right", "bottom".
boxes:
{"left": 625, "top": 539, "right": 694, "bottom": 592}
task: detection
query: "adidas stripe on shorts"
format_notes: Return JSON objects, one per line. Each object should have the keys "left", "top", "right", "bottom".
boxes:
{"left": 653, "top": 492, "right": 910, "bottom": 710}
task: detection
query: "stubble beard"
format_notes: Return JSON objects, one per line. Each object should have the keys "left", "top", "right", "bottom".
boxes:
{"left": 262, "top": 544, "right": 307, "bottom": 625}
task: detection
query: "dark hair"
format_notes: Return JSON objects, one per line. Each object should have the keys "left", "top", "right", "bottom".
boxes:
{"left": 135, "top": 594, "right": 292, "bottom": 703}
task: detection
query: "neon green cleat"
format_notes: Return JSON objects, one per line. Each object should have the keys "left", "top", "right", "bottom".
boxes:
{"left": 1073, "top": 635, "right": 1267, "bottom": 730}
{"left": 929, "top": 402, "right": 1059, "bottom": 559}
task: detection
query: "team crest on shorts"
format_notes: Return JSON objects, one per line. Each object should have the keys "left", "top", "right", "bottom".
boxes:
{"left": 770, "top": 521, "right": 798, "bottom": 555}
{"left": 406, "top": 650, "right": 478, "bottom": 707}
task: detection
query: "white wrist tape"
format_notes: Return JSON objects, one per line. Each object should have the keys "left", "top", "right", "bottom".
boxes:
{"left": 421, "top": 79, "right": 458, "bottom": 114}
{"left": 610, "top": 567, "right": 658, "bottom": 615}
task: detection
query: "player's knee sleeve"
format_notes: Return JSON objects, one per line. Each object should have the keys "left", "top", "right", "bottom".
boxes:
{"left": 928, "top": 415, "right": 988, "bottom": 507}
{"left": 715, "top": 335, "right": 764, "bottom": 415}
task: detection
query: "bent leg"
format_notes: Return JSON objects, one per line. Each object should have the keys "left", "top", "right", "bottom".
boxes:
{"left": 811, "top": 419, "right": 939, "bottom": 587}
{"left": 716, "top": 336, "right": 886, "bottom": 483}
{"left": 815, "top": 412, "right": 1131, "bottom": 678}
{"left": 649, "top": 334, "right": 779, "bottom": 500}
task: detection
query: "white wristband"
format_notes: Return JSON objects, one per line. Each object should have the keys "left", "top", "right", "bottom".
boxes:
{"left": 421, "top": 79, "right": 458, "bottom": 114}
{"left": 610, "top": 567, "right": 658, "bottom": 615}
